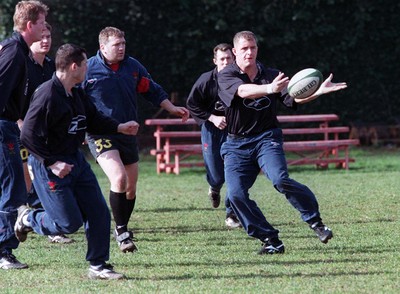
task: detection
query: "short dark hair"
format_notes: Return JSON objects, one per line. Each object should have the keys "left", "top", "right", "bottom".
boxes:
{"left": 213, "top": 43, "right": 232, "bottom": 58}
{"left": 55, "top": 43, "right": 86, "bottom": 72}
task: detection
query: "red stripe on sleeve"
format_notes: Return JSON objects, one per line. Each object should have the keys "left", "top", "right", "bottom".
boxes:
{"left": 137, "top": 77, "right": 150, "bottom": 93}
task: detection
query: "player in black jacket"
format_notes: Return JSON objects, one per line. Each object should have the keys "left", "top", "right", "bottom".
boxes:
{"left": 218, "top": 31, "right": 347, "bottom": 255}
{"left": 17, "top": 44, "right": 139, "bottom": 280}
{"left": 186, "top": 43, "right": 241, "bottom": 228}
{"left": 0, "top": 0, "right": 48, "bottom": 270}
{"left": 20, "top": 21, "right": 75, "bottom": 245}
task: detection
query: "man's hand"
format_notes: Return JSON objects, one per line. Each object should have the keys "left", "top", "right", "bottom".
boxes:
{"left": 315, "top": 73, "right": 347, "bottom": 95}
{"left": 169, "top": 106, "right": 190, "bottom": 122}
{"left": 49, "top": 161, "right": 74, "bottom": 179}
{"left": 237, "top": 72, "right": 289, "bottom": 99}
{"left": 118, "top": 121, "right": 140, "bottom": 135}
{"left": 269, "top": 72, "right": 289, "bottom": 94}
{"left": 295, "top": 74, "right": 347, "bottom": 104}
{"left": 17, "top": 119, "right": 23, "bottom": 130}
{"left": 160, "top": 100, "right": 190, "bottom": 122}
{"left": 208, "top": 114, "right": 227, "bottom": 130}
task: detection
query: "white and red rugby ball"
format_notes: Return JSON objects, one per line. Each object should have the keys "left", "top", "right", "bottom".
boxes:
{"left": 287, "top": 68, "right": 323, "bottom": 99}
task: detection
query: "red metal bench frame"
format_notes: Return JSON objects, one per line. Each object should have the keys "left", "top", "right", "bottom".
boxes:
{"left": 145, "top": 114, "right": 359, "bottom": 174}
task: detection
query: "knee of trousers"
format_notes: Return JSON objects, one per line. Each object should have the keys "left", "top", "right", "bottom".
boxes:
{"left": 0, "top": 210, "right": 18, "bottom": 243}
{"left": 54, "top": 218, "right": 83, "bottom": 234}
{"left": 273, "top": 177, "right": 299, "bottom": 193}
{"left": 228, "top": 191, "right": 247, "bottom": 204}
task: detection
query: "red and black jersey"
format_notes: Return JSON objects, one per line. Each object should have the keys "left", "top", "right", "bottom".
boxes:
{"left": 83, "top": 51, "right": 169, "bottom": 125}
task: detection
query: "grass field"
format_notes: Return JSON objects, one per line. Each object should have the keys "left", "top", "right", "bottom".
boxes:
{"left": 1, "top": 147, "right": 399, "bottom": 293}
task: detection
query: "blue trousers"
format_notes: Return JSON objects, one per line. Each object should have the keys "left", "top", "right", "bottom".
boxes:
{"left": 0, "top": 120, "right": 27, "bottom": 255}
{"left": 201, "top": 121, "right": 233, "bottom": 216}
{"left": 221, "top": 128, "right": 321, "bottom": 241}
{"left": 28, "top": 151, "right": 111, "bottom": 265}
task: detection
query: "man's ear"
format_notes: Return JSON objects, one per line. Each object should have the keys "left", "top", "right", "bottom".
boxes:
{"left": 232, "top": 48, "right": 237, "bottom": 56}
{"left": 26, "top": 20, "right": 33, "bottom": 31}
{"left": 213, "top": 58, "right": 217, "bottom": 66}
{"left": 70, "top": 62, "right": 78, "bottom": 71}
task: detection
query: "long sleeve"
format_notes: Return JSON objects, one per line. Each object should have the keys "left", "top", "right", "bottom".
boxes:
{"left": 186, "top": 70, "right": 217, "bottom": 125}
{"left": 21, "top": 76, "right": 120, "bottom": 166}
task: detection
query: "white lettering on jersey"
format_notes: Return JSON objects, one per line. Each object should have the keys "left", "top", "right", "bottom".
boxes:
{"left": 243, "top": 96, "right": 271, "bottom": 110}
{"left": 68, "top": 115, "right": 87, "bottom": 134}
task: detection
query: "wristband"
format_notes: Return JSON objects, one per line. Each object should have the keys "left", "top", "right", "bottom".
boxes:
{"left": 266, "top": 84, "right": 273, "bottom": 95}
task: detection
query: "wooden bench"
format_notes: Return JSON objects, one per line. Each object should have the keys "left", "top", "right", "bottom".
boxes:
{"left": 277, "top": 114, "right": 359, "bottom": 169}
{"left": 145, "top": 114, "right": 359, "bottom": 174}
{"left": 145, "top": 118, "right": 202, "bottom": 174}
{"left": 150, "top": 143, "right": 203, "bottom": 174}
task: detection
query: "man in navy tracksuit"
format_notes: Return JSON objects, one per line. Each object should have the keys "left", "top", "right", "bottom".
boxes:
{"left": 218, "top": 31, "right": 347, "bottom": 254}
{"left": 21, "top": 22, "right": 74, "bottom": 245}
{"left": 83, "top": 26, "right": 189, "bottom": 253}
{"left": 0, "top": 0, "right": 48, "bottom": 270}
{"left": 22, "top": 22, "right": 55, "bottom": 208}
{"left": 17, "top": 43, "right": 140, "bottom": 279}
{"left": 186, "top": 43, "right": 241, "bottom": 229}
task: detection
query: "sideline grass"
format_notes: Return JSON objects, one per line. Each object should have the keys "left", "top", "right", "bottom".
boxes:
{"left": 1, "top": 147, "right": 399, "bottom": 293}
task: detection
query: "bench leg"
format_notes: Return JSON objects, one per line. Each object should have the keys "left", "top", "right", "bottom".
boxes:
{"left": 156, "top": 154, "right": 162, "bottom": 174}
{"left": 174, "top": 152, "right": 180, "bottom": 175}
{"left": 165, "top": 145, "right": 172, "bottom": 174}
{"left": 344, "top": 147, "right": 349, "bottom": 170}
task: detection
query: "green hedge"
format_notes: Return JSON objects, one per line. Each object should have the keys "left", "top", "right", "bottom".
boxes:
{"left": 1, "top": 0, "right": 399, "bottom": 124}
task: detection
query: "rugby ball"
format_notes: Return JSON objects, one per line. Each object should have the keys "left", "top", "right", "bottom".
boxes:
{"left": 287, "top": 68, "right": 323, "bottom": 99}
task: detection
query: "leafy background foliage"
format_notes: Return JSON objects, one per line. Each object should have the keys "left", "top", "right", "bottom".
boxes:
{"left": 1, "top": 0, "right": 399, "bottom": 124}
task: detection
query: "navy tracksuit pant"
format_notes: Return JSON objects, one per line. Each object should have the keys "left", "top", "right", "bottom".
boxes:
{"left": 28, "top": 150, "right": 111, "bottom": 265}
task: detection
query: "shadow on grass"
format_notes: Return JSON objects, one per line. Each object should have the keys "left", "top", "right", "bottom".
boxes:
{"left": 145, "top": 216, "right": 391, "bottom": 232}
{"left": 132, "top": 216, "right": 396, "bottom": 234}
{"left": 337, "top": 217, "right": 397, "bottom": 224}
{"left": 128, "top": 257, "right": 372, "bottom": 269}
{"left": 133, "top": 218, "right": 296, "bottom": 234}
{"left": 125, "top": 268, "right": 392, "bottom": 281}
{"left": 136, "top": 206, "right": 217, "bottom": 213}
{"left": 299, "top": 245, "right": 398, "bottom": 255}
{"left": 134, "top": 225, "right": 242, "bottom": 235}
{"left": 139, "top": 270, "right": 394, "bottom": 280}
{"left": 24, "top": 215, "right": 395, "bottom": 245}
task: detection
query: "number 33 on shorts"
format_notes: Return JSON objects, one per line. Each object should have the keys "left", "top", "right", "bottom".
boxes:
{"left": 94, "top": 138, "right": 112, "bottom": 153}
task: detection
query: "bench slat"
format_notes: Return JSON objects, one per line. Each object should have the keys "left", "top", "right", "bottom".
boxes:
{"left": 144, "top": 114, "right": 340, "bottom": 126}
{"left": 287, "top": 158, "right": 355, "bottom": 165}
{"left": 282, "top": 127, "right": 349, "bottom": 135}
{"left": 283, "top": 139, "right": 359, "bottom": 151}
{"left": 168, "top": 144, "right": 202, "bottom": 152}
{"left": 156, "top": 127, "right": 350, "bottom": 137}
{"left": 156, "top": 131, "right": 201, "bottom": 138}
